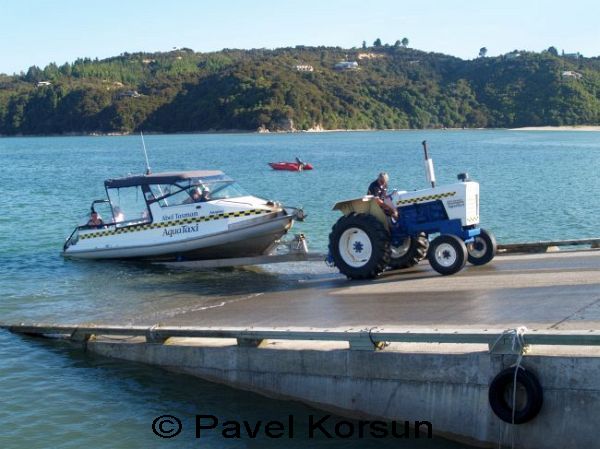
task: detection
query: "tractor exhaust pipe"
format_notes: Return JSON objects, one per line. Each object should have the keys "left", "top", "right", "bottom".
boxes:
{"left": 422, "top": 140, "right": 436, "bottom": 188}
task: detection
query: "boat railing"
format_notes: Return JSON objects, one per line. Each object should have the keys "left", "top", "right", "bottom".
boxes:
{"left": 63, "top": 223, "right": 117, "bottom": 251}
{"left": 63, "top": 216, "right": 162, "bottom": 251}
{"left": 63, "top": 227, "right": 79, "bottom": 251}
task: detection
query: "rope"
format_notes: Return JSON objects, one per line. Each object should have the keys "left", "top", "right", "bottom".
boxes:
{"left": 489, "top": 326, "right": 528, "bottom": 449}
{"left": 145, "top": 323, "right": 163, "bottom": 343}
{"left": 489, "top": 326, "right": 528, "bottom": 356}
{"left": 368, "top": 327, "right": 390, "bottom": 350}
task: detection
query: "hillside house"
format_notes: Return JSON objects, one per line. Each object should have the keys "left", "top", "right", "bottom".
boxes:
{"left": 562, "top": 71, "right": 583, "bottom": 80}
{"left": 334, "top": 61, "right": 359, "bottom": 71}
{"left": 357, "top": 53, "right": 384, "bottom": 60}
{"left": 118, "top": 90, "right": 141, "bottom": 98}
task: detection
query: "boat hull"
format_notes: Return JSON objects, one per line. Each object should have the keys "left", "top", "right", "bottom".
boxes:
{"left": 64, "top": 213, "right": 293, "bottom": 261}
{"left": 269, "top": 162, "right": 313, "bottom": 171}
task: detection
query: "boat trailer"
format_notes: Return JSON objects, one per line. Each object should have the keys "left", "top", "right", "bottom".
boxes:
{"left": 155, "top": 234, "right": 324, "bottom": 269}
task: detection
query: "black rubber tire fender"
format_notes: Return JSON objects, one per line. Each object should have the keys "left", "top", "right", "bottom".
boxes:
{"left": 488, "top": 366, "right": 544, "bottom": 424}
{"left": 328, "top": 213, "right": 390, "bottom": 280}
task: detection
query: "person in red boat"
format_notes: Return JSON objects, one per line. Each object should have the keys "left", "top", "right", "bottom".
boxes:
{"left": 295, "top": 157, "right": 307, "bottom": 170}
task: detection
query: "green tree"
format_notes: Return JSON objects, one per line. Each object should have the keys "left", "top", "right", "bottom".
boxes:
{"left": 479, "top": 47, "right": 488, "bottom": 58}
{"left": 24, "top": 66, "right": 43, "bottom": 82}
{"left": 394, "top": 40, "right": 401, "bottom": 48}
{"left": 401, "top": 37, "right": 409, "bottom": 47}
{"left": 43, "top": 62, "right": 60, "bottom": 80}
{"left": 373, "top": 38, "right": 382, "bottom": 47}
{"left": 1, "top": 45, "right": 599, "bottom": 135}
{"left": 547, "top": 46, "right": 558, "bottom": 56}
{"left": 59, "top": 63, "right": 72, "bottom": 77}
{"left": 362, "top": 40, "right": 367, "bottom": 49}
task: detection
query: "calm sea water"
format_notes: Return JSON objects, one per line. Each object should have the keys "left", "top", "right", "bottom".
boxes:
{"left": 1, "top": 130, "right": 599, "bottom": 448}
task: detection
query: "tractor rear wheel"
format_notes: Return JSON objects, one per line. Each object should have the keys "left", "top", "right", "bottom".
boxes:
{"left": 329, "top": 213, "right": 390, "bottom": 279}
{"left": 467, "top": 228, "right": 497, "bottom": 265}
{"left": 428, "top": 234, "right": 468, "bottom": 275}
{"left": 388, "top": 233, "right": 429, "bottom": 270}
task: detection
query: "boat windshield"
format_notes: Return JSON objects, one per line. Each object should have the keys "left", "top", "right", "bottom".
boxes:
{"left": 147, "top": 178, "right": 249, "bottom": 207}
{"left": 79, "top": 201, "right": 113, "bottom": 227}
{"left": 205, "top": 180, "right": 249, "bottom": 200}
{"left": 107, "top": 185, "right": 151, "bottom": 225}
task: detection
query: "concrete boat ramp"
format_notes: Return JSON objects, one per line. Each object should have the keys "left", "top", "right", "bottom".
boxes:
{"left": 3, "top": 249, "right": 600, "bottom": 449}
{"left": 145, "top": 250, "right": 600, "bottom": 330}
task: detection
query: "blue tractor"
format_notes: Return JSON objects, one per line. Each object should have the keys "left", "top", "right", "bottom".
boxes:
{"left": 329, "top": 141, "right": 497, "bottom": 279}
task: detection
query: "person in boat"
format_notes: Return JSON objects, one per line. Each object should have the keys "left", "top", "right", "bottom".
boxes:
{"left": 113, "top": 206, "right": 125, "bottom": 223}
{"left": 368, "top": 172, "right": 398, "bottom": 219}
{"left": 200, "top": 186, "right": 211, "bottom": 201}
{"left": 295, "top": 157, "right": 306, "bottom": 170}
{"left": 87, "top": 211, "right": 104, "bottom": 228}
{"left": 184, "top": 185, "right": 210, "bottom": 204}
{"left": 184, "top": 187, "right": 202, "bottom": 204}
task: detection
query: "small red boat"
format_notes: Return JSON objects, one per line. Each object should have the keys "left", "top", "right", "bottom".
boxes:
{"left": 269, "top": 161, "right": 313, "bottom": 171}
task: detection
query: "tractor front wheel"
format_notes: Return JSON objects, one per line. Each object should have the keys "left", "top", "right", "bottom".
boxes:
{"left": 329, "top": 213, "right": 390, "bottom": 280}
{"left": 467, "top": 229, "right": 497, "bottom": 265}
{"left": 428, "top": 234, "right": 468, "bottom": 275}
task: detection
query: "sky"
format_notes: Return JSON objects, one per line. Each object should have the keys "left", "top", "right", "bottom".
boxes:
{"left": 1, "top": 0, "right": 599, "bottom": 74}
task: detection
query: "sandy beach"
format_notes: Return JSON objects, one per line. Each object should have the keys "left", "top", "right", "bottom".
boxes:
{"left": 511, "top": 125, "right": 600, "bottom": 131}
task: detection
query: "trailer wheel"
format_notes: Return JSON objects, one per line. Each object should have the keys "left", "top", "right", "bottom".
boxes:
{"left": 489, "top": 366, "right": 543, "bottom": 424}
{"left": 388, "top": 233, "right": 429, "bottom": 270}
{"left": 427, "top": 234, "right": 468, "bottom": 275}
{"left": 468, "top": 229, "right": 497, "bottom": 266}
{"left": 329, "top": 213, "right": 390, "bottom": 279}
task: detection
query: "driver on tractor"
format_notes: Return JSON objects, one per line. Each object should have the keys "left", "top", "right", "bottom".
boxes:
{"left": 368, "top": 172, "right": 398, "bottom": 219}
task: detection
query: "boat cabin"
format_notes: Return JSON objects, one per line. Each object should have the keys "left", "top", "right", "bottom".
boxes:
{"left": 86, "top": 170, "right": 248, "bottom": 228}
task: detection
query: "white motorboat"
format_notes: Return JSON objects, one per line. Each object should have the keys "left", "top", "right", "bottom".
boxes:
{"left": 62, "top": 170, "right": 303, "bottom": 261}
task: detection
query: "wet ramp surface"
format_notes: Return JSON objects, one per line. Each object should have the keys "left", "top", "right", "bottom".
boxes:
{"left": 126, "top": 251, "right": 600, "bottom": 331}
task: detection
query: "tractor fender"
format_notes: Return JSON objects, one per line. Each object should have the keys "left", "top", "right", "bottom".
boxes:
{"left": 332, "top": 196, "right": 389, "bottom": 231}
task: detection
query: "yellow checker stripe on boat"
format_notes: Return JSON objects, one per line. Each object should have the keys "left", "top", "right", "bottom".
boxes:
{"left": 396, "top": 191, "right": 456, "bottom": 206}
{"left": 80, "top": 209, "right": 268, "bottom": 240}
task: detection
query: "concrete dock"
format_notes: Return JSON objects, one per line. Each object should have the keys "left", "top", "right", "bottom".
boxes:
{"left": 4, "top": 250, "right": 600, "bottom": 449}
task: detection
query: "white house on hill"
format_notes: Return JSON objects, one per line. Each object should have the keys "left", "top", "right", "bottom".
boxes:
{"left": 562, "top": 71, "right": 583, "bottom": 80}
{"left": 334, "top": 61, "right": 359, "bottom": 71}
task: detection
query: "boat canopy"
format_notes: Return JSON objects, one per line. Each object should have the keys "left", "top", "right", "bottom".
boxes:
{"left": 104, "top": 170, "right": 227, "bottom": 188}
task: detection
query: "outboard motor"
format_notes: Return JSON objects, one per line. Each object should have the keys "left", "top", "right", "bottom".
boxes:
{"left": 457, "top": 173, "right": 470, "bottom": 182}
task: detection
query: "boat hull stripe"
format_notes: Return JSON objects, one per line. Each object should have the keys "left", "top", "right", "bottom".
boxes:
{"left": 79, "top": 209, "right": 270, "bottom": 240}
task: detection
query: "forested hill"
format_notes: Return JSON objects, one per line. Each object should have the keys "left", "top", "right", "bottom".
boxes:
{"left": 1, "top": 45, "right": 599, "bottom": 135}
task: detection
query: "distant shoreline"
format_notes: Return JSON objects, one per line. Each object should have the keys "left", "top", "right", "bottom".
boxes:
{"left": 1, "top": 126, "right": 599, "bottom": 138}
{"left": 0, "top": 128, "right": 448, "bottom": 138}
{"left": 509, "top": 125, "right": 600, "bottom": 131}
